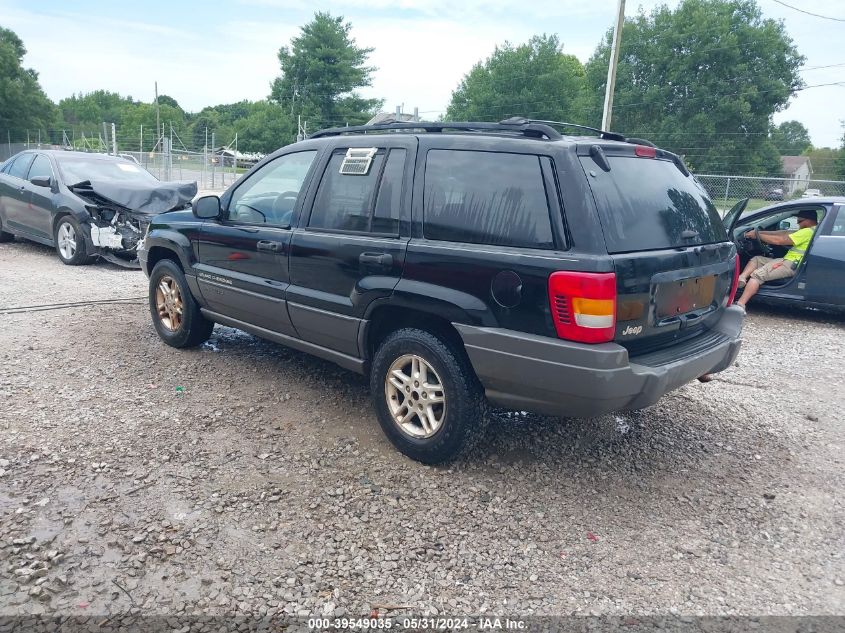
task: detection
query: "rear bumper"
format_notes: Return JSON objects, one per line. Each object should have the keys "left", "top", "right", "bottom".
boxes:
{"left": 455, "top": 305, "right": 744, "bottom": 418}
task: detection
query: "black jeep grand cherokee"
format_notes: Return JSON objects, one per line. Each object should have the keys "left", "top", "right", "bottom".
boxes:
{"left": 139, "top": 119, "right": 743, "bottom": 463}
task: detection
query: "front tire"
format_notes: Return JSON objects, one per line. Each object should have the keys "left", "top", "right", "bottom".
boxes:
{"left": 149, "top": 259, "right": 214, "bottom": 348}
{"left": 370, "top": 328, "right": 487, "bottom": 464}
{"left": 54, "top": 216, "right": 88, "bottom": 265}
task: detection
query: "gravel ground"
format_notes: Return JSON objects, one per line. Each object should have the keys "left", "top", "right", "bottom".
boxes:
{"left": 0, "top": 239, "right": 843, "bottom": 619}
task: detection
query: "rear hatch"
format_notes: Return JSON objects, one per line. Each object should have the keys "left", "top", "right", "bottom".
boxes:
{"left": 579, "top": 143, "right": 736, "bottom": 357}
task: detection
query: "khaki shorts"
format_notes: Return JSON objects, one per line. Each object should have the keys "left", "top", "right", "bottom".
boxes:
{"left": 749, "top": 256, "right": 795, "bottom": 283}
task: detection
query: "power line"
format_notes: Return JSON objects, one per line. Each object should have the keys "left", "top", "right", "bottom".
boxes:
{"left": 769, "top": 0, "right": 845, "bottom": 22}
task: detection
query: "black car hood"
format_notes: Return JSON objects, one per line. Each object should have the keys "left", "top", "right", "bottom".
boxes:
{"left": 70, "top": 179, "right": 197, "bottom": 215}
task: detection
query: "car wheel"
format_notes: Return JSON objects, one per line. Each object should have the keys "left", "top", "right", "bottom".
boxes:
{"left": 0, "top": 216, "right": 14, "bottom": 242}
{"left": 149, "top": 259, "right": 214, "bottom": 348}
{"left": 54, "top": 216, "right": 88, "bottom": 265}
{"left": 370, "top": 328, "right": 488, "bottom": 464}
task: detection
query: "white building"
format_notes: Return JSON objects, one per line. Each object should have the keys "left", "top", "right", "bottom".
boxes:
{"left": 782, "top": 156, "right": 813, "bottom": 195}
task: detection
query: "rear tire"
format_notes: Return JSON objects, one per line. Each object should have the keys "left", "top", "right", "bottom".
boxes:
{"left": 370, "top": 328, "right": 487, "bottom": 464}
{"left": 54, "top": 216, "right": 88, "bottom": 265}
{"left": 0, "top": 216, "right": 14, "bottom": 242}
{"left": 149, "top": 259, "right": 214, "bottom": 348}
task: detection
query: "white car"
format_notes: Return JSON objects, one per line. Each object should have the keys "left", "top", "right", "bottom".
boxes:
{"left": 802, "top": 188, "right": 821, "bottom": 198}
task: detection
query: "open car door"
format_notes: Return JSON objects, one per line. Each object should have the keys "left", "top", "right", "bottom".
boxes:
{"left": 722, "top": 198, "right": 749, "bottom": 235}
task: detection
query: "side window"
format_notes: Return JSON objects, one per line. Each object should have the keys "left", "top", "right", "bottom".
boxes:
{"left": 309, "top": 150, "right": 386, "bottom": 232}
{"left": 28, "top": 155, "right": 54, "bottom": 182}
{"left": 423, "top": 150, "right": 555, "bottom": 249}
{"left": 8, "top": 154, "right": 34, "bottom": 180}
{"left": 831, "top": 208, "right": 845, "bottom": 236}
{"left": 228, "top": 150, "right": 317, "bottom": 225}
{"left": 372, "top": 149, "right": 405, "bottom": 234}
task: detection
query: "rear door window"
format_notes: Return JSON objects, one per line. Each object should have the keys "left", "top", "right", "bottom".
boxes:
{"left": 309, "top": 151, "right": 386, "bottom": 233}
{"left": 423, "top": 150, "right": 555, "bottom": 249}
{"left": 371, "top": 149, "right": 405, "bottom": 234}
{"left": 830, "top": 207, "right": 845, "bottom": 236}
{"left": 581, "top": 155, "right": 727, "bottom": 253}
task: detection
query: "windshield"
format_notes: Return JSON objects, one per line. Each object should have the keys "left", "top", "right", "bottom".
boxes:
{"left": 581, "top": 155, "right": 727, "bottom": 254}
{"left": 57, "top": 157, "right": 158, "bottom": 186}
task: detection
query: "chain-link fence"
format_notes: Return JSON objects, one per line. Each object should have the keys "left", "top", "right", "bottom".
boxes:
{"left": 2, "top": 126, "right": 259, "bottom": 191}
{"left": 116, "top": 149, "right": 241, "bottom": 191}
{"left": 6, "top": 127, "right": 845, "bottom": 202}
{"left": 696, "top": 174, "right": 845, "bottom": 217}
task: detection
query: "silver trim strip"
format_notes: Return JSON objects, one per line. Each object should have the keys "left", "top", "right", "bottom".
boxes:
{"left": 410, "top": 241, "right": 580, "bottom": 263}
{"left": 287, "top": 301, "right": 358, "bottom": 322}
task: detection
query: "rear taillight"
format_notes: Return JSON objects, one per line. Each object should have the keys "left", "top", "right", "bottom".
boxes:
{"left": 727, "top": 255, "right": 740, "bottom": 306}
{"left": 549, "top": 272, "right": 617, "bottom": 344}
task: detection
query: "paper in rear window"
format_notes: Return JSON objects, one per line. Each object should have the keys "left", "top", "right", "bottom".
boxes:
{"left": 581, "top": 156, "right": 727, "bottom": 254}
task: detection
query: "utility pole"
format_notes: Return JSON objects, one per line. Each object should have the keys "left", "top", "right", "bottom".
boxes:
{"left": 155, "top": 81, "right": 160, "bottom": 151}
{"left": 211, "top": 131, "right": 216, "bottom": 189}
{"left": 233, "top": 133, "right": 238, "bottom": 182}
{"left": 7, "top": 131, "right": 11, "bottom": 158}
{"left": 204, "top": 127, "right": 208, "bottom": 188}
{"left": 601, "top": 0, "right": 626, "bottom": 132}
{"left": 111, "top": 122, "right": 117, "bottom": 155}
{"left": 168, "top": 123, "right": 174, "bottom": 180}
{"left": 102, "top": 122, "right": 109, "bottom": 153}
{"left": 140, "top": 125, "right": 143, "bottom": 161}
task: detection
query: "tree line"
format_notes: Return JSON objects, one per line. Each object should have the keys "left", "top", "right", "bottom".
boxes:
{"left": 2, "top": 1, "right": 844, "bottom": 177}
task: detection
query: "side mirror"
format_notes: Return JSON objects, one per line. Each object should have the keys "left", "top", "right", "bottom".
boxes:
{"left": 193, "top": 195, "right": 221, "bottom": 219}
{"left": 779, "top": 220, "right": 790, "bottom": 230}
{"left": 30, "top": 176, "right": 51, "bottom": 188}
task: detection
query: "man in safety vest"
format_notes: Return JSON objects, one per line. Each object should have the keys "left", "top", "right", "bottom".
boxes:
{"left": 734, "top": 209, "right": 819, "bottom": 309}
{"left": 698, "top": 209, "right": 818, "bottom": 385}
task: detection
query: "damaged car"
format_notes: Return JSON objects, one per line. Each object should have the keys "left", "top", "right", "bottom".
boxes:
{"left": 0, "top": 150, "right": 196, "bottom": 267}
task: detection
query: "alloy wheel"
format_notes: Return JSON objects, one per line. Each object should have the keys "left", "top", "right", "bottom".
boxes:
{"left": 385, "top": 354, "right": 446, "bottom": 438}
{"left": 57, "top": 222, "right": 77, "bottom": 260}
{"left": 155, "top": 275, "right": 184, "bottom": 332}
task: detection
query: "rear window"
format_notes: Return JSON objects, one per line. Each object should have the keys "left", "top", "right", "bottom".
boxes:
{"left": 581, "top": 156, "right": 726, "bottom": 253}
{"left": 57, "top": 157, "right": 158, "bottom": 186}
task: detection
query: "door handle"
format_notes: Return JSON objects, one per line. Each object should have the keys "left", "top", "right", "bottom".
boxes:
{"left": 359, "top": 252, "right": 393, "bottom": 267}
{"left": 257, "top": 240, "right": 282, "bottom": 252}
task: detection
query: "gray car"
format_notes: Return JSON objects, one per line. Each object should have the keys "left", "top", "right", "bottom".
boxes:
{"left": 723, "top": 196, "right": 845, "bottom": 311}
{"left": 0, "top": 150, "right": 196, "bottom": 267}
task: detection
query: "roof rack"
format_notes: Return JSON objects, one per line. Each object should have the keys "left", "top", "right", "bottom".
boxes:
{"left": 307, "top": 117, "right": 637, "bottom": 144}
{"left": 308, "top": 120, "right": 564, "bottom": 140}
{"left": 500, "top": 117, "right": 627, "bottom": 142}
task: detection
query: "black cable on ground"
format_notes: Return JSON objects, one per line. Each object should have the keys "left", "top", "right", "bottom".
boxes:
{"left": 0, "top": 297, "right": 146, "bottom": 315}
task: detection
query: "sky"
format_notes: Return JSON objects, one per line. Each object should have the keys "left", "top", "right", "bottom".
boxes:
{"left": 1, "top": 0, "right": 843, "bottom": 147}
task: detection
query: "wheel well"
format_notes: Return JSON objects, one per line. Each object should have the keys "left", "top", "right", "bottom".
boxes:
{"left": 52, "top": 211, "right": 73, "bottom": 235}
{"left": 145, "top": 246, "right": 183, "bottom": 276}
{"left": 366, "top": 306, "right": 466, "bottom": 360}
